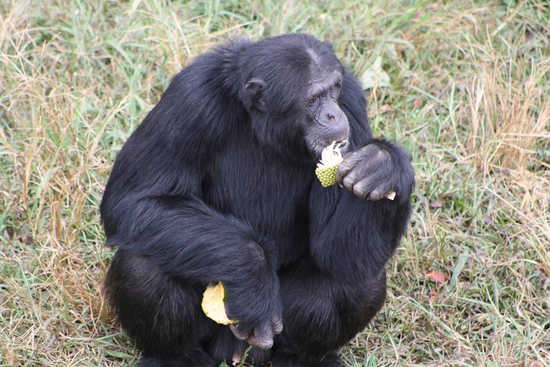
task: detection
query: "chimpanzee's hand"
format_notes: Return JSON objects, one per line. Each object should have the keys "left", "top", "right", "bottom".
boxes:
{"left": 223, "top": 280, "right": 283, "bottom": 350}
{"left": 336, "top": 139, "right": 414, "bottom": 201}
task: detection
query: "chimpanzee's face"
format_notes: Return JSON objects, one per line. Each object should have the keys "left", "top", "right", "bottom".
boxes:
{"left": 303, "top": 68, "right": 349, "bottom": 156}
{"left": 240, "top": 37, "right": 350, "bottom": 159}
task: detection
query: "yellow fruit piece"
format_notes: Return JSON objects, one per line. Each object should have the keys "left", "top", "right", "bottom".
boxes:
{"left": 315, "top": 165, "right": 339, "bottom": 187}
{"left": 316, "top": 141, "right": 344, "bottom": 187}
{"left": 201, "top": 282, "right": 237, "bottom": 325}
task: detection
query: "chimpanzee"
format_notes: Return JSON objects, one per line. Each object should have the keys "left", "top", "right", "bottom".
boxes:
{"left": 101, "top": 34, "right": 414, "bottom": 367}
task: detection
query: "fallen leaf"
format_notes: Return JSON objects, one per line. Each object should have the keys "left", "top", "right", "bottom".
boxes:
{"left": 429, "top": 288, "right": 437, "bottom": 302}
{"left": 426, "top": 270, "right": 448, "bottom": 285}
{"left": 361, "top": 56, "right": 391, "bottom": 90}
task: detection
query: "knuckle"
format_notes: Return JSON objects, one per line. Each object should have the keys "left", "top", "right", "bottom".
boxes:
{"left": 343, "top": 175, "right": 355, "bottom": 189}
{"left": 335, "top": 167, "right": 346, "bottom": 182}
{"left": 230, "top": 324, "right": 250, "bottom": 340}
{"left": 352, "top": 184, "right": 368, "bottom": 198}
{"left": 376, "top": 149, "right": 391, "bottom": 161}
{"left": 360, "top": 145, "right": 373, "bottom": 154}
{"left": 249, "top": 336, "right": 273, "bottom": 350}
{"left": 337, "top": 161, "right": 353, "bottom": 174}
{"left": 272, "top": 315, "right": 283, "bottom": 332}
{"left": 341, "top": 153, "right": 362, "bottom": 168}
{"left": 368, "top": 189, "right": 383, "bottom": 201}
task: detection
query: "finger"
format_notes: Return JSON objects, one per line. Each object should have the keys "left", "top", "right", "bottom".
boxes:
{"left": 247, "top": 321, "right": 274, "bottom": 350}
{"left": 368, "top": 183, "right": 394, "bottom": 201}
{"left": 272, "top": 315, "right": 283, "bottom": 335}
{"left": 370, "top": 147, "right": 391, "bottom": 165}
{"left": 342, "top": 174, "right": 357, "bottom": 192}
{"left": 352, "top": 176, "right": 378, "bottom": 199}
{"left": 352, "top": 183, "right": 369, "bottom": 199}
{"left": 367, "top": 188, "right": 384, "bottom": 201}
{"left": 247, "top": 335, "right": 273, "bottom": 350}
{"left": 337, "top": 146, "right": 390, "bottom": 186}
{"left": 335, "top": 150, "right": 365, "bottom": 185}
{"left": 229, "top": 323, "right": 251, "bottom": 341}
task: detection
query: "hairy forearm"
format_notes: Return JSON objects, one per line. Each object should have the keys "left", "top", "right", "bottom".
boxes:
{"left": 309, "top": 185, "right": 411, "bottom": 282}
{"left": 102, "top": 195, "right": 276, "bottom": 284}
{"left": 102, "top": 193, "right": 283, "bottom": 339}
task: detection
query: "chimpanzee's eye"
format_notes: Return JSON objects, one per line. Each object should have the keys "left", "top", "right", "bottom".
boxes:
{"left": 310, "top": 95, "right": 319, "bottom": 103}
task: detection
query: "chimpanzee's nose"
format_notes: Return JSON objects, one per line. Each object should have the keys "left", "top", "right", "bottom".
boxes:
{"left": 327, "top": 112, "right": 335, "bottom": 121}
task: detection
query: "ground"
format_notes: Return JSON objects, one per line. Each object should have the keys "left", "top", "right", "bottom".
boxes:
{"left": 0, "top": 0, "right": 549, "bottom": 366}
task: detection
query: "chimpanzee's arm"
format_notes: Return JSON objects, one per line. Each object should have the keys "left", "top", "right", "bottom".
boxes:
{"left": 309, "top": 174, "right": 412, "bottom": 282}
{"left": 102, "top": 192, "right": 281, "bottom": 336}
{"left": 308, "top": 70, "right": 414, "bottom": 282}
{"left": 100, "top": 58, "right": 282, "bottom": 347}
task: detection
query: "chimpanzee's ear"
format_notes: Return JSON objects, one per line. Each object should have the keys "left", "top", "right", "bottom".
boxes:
{"left": 244, "top": 78, "right": 266, "bottom": 112}
{"left": 322, "top": 40, "right": 334, "bottom": 51}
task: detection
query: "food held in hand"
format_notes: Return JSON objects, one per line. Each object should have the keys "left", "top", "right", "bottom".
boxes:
{"left": 315, "top": 141, "right": 397, "bottom": 200}
{"left": 315, "top": 141, "right": 344, "bottom": 187}
{"left": 201, "top": 282, "right": 237, "bottom": 325}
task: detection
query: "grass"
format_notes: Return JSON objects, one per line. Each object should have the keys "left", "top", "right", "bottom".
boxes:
{"left": 1, "top": 0, "right": 549, "bottom": 366}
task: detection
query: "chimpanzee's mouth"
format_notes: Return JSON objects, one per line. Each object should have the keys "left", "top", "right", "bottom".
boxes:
{"left": 309, "top": 137, "right": 349, "bottom": 160}
{"left": 332, "top": 139, "right": 349, "bottom": 154}
{"left": 334, "top": 140, "right": 347, "bottom": 149}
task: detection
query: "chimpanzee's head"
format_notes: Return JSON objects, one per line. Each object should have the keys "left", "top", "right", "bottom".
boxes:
{"left": 240, "top": 34, "right": 350, "bottom": 159}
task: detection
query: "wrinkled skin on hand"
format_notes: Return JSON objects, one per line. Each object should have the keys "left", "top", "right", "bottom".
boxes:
{"left": 336, "top": 139, "right": 415, "bottom": 202}
{"left": 225, "top": 301, "right": 283, "bottom": 350}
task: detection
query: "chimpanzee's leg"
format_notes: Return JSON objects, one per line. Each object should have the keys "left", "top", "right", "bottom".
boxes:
{"left": 105, "top": 249, "right": 217, "bottom": 367}
{"left": 270, "top": 259, "right": 387, "bottom": 367}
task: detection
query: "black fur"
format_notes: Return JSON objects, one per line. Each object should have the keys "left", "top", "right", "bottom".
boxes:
{"left": 101, "top": 34, "right": 414, "bottom": 367}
